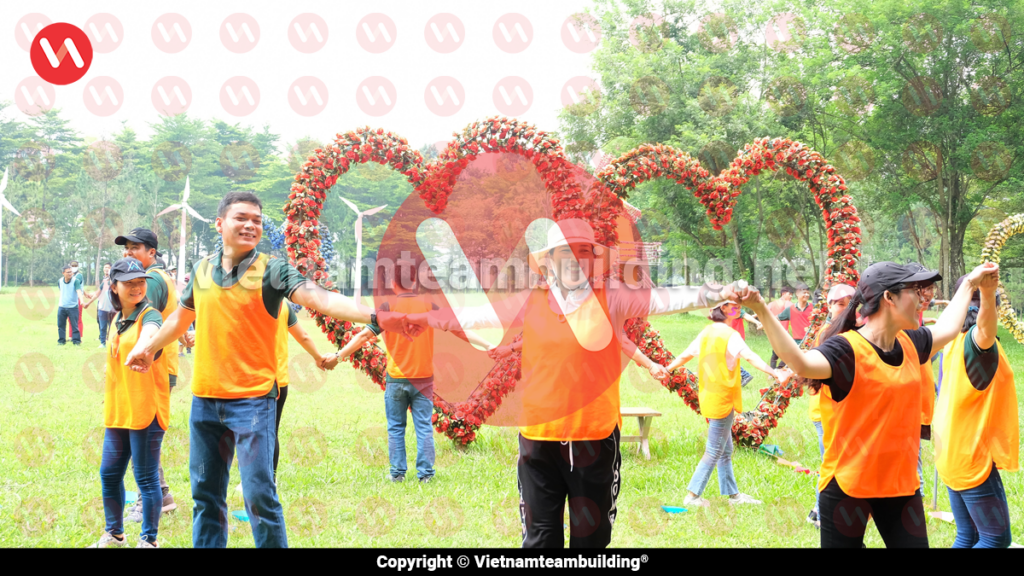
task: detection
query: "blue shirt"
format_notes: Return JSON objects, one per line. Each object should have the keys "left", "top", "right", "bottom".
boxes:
{"left": 58, "top": 274, "right": 83, "bottom": 308}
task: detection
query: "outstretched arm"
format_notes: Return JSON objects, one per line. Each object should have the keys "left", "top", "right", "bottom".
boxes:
{"left": 740, "top": 289, "right": 833, "bottom": 380}
{"left": 929, "top": 263, "right": 999, "bottom": 354}
{"left": 125, "top": 306, "right": 197, "bottom": 370}
{"left": 290, "top": 281, "right": 419, "bottom": 340}
{"left": 288, "top": 321, "right": 330, "bottom": 369}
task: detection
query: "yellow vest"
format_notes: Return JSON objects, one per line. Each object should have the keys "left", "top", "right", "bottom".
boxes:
{"left": 276, "top": 301, "right": 291, "bottom": 387}
{"left": 105, "top": 304, "right": 170, "bottom": 430}
{"left": 696, "top": 322, "right": 743, "bottom": 420}
{"left": 149, "top": 268, "right": 179, "bottom": 378}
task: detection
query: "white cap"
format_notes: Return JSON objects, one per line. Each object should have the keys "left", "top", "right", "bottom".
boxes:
{"left": 827, "top": 283, "right": 856, "bottom": 302}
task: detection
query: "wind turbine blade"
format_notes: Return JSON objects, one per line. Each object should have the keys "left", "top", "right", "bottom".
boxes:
{"left": 339, "top": 197, "right": 359, "bottom": 213}
{"left": 182, "top": 176, "right": 190, "bottom": 202}
{"left": 158, "top": 204, "right": 183, "bottom": 217}
{"left": 185, "top": 203, "right": 210, "bottom": 222}
{"left": 363, "top": 204, "right": 388, "bottom": 216}
{"left": 0, "top": 197, "right": 20, "bottom": 216}
{"left": 0, "top": 167, "right": 7, "bottom": 195}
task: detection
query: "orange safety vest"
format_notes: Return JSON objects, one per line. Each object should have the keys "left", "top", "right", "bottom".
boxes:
{"left": 275, "top": 301, "right": 291, "bottom": 387}
{"left": 920, "top": 357, "right": 935, "bottom": 426}
{"left": 149, "top": 268, "right": 179, "bottom": 378}
{"left": 696, "top": 322, "right": 743, "bottom": 420}
{"left": 519, "top": 287, "right": 624, "bottom": 441}
{"left": 933, "top": 330, "right": 1019, "bottom": 491}
{"left": 191, "top": 253, "right": 279, "bottom": 399}
{"left": 383, "top": 296, "right": 435, "bottom": 380}
{"left": 105, "top": 304, "right": 170, "bottom": 430}
{"left": 817, "top": 330, "right": 922, "bottom": 497}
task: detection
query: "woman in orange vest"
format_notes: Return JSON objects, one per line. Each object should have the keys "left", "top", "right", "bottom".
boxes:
{"left": 742, "top": 261, "right": 999, "bottom": 548}
{"left": 805, "top": 283, "right": 855, "bottom": 528}
{"left": 932, "top": 274, "right": 1018, "bottom": 548}
{"left": 88, "top": 258, "right": 170, "bottom": 548}
{"left": 665, "top": 300, "right": 786, "bottom": 507}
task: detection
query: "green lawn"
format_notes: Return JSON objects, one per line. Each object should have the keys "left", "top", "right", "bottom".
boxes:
{"left": 1, "top": 287, "right": 1021, "bottom": 547}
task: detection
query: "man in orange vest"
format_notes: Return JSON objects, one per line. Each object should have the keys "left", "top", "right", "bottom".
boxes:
{"left": 124, "top": 192, "right": 418, "bottom": 548}
{"left": 409, "top": 218, "right": 750, "bottom": 548}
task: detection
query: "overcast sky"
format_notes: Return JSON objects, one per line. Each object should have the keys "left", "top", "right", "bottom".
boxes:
{"left": 3, "top": 0, "right": 598, "bottom": 153}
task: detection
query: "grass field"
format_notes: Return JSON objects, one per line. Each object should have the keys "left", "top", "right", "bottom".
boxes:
{"left": 1, "top": 286, "right": 1021, "bottom": 548}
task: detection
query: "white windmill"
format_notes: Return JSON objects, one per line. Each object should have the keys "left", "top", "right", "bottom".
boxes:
{"left": 0, "top": 168, "right": 21, "bottom": 289}
{"left": 340, "top": 197, "right": 386, "bottom": 304}
{"left": 157, "top": 176, "right": 209, "bottom": 285}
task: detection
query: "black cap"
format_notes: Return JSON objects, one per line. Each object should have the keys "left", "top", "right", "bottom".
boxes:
{"left": 859, "top": 261, "right": 942, "bottom": 302}
{"left": 109, "top": 257, "right": 152, "bottom": 283}
{"left": 114, "top": 228, "right": 162, "bottom": 257}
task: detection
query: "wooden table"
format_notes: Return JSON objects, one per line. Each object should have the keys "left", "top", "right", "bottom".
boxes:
{"left": 620, "top": 407, "right": 662, "bottom": 460}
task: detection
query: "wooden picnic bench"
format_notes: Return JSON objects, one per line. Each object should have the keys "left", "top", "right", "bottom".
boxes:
{"left": 620, "top": 407, "right": 662, "bottom": 460}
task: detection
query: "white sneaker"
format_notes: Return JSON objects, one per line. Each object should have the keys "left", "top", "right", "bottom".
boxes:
{"left": 136, "top": 538, "right": 159, "bottom": 548}
{"left": 87, "top": 532, "right": 128, "bottom": 548}
{"left": 728, "top": 493, "right": 762, "bottom": 505}
{"left": 682, "top": 494, "right": 710, "bottom": 507}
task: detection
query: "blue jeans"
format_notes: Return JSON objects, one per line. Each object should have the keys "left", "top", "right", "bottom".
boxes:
{"left": 812, "top": 420, "right": 824, "bottom": 513}
{"left": 384, "top": 377, "right": 435, "bottom": 479}
{"left": 687, "top": 411, "right": 738, "bottom": 497}
{"left": 947, "top": 464, "right": 1012, "bottom": 548}
{"left": 100, "top": 418, "right": 164, "bottom": 542}
{"left": 189, "top": 395, "right": 287, "bottom": 548}
{"left": 57, "top": 306, "right": 81, "bottom": 344}
{"left": 97, "top": 310, "right": 115, "bottom": 346}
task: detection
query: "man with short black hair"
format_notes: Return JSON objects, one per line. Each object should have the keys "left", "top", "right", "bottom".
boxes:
{"left": 58, "top": 265, "right": 85, "bottom": 345}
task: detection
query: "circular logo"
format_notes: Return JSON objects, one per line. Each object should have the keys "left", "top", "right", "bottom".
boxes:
{"left": 698, "top": 76, "right": 739, "bottom": 118}
{"left": 84, "top": 13, "right": 123, "bottom": 54}
{"left": 356, "top": 496, "right": 397, "bottom": 536}
{"left": 151, "top": 141, "right": 192, "bottom": 181}
{"left": 899, "top": 499, "right": 929, "bottom": 538}
{"left": 832, "top": 140, "right": 875, "bottom": 182}
{"left": 765, "top": 13, "right": 806, "bottom": 52}
{"left": 286, "top": 497, "right": 329, "bottom": 537}
{"left": 15, "top": 497, "right": 56, "bottom": 537}
{"left": 220, "top": 13, "right": 260, "bottom": 53}
{"left": 15, "top": 286, "right": 58, "bottom": 321}
{"left": 83, "top": 207, "right": 123, "bottom": 248}
{"left": 288, "top": 76, "right": 329, "bottom": 117}
{"left": 902, "top": 13, "right": 943, "bottom": 54}
{"left": 152, "top": 13, "right": 191, "bottom": 53}
{"left": 288, "top": 354, "right": 327, "bottom": 394}
{"left": 834, "top": 13, "right": 876, "bottom": 54}
{"left": 81, "top": 426, "right": 105, "bottom": 467}
{"left": 902, "top": 142, "right": 942, "bottom": 182}
{"left": 151, "top": 76, "right": 192, "bottom": 116}
{"left": 352, "top": 425, "right": 388, "bottom": 466}
{"left": 764, "top": 496, "right": 808, "bottom": 534}
{"left": 82, "top": 352, "right": 107, "bottom": 393}
{"left": 969, "top": 76, "right": 1011, "bottom": 116}
{"left": 30, "top": 22, "right": 93, "bottom": 85}
{"left": 698, "top": 13, "right": 738, "bottom": 53}
{"left": 971, "top": 14, "right": 1010, "bottom": 53}
{"left": 493, "top": 13, "right": 532, "bottom": 53}
{"left": 901, "top": 76, "right": 942, "bottom": 116}
{"left": 559, "top": 438, "right": 602, "bottom": 469}
{"left": 15, "top": 426, "right": 55, "bottom": 467}
{"left": 561, "top": 76, "right": 601, "bottom": 117}
{"left": 424, "top": 76, "right": 465, "bottom": 117}
{"left": 289, "top": 13, "right": 328, "bottom": 53}
{"left": 626, "top": 362, "right": 661, "bottom": 394}
{"left": 424, "top": 497, "right": 464, "bottom": 537}
{"left": 692, "top": 500, "right": 738, "bottom": 537}
{"left": 286, "top": 426, "right": 328, "bottom": 468}
{"left": 174, "top": 356, "right": 192, "bottom": 392}
{"left": 491, "top": 496, "right": 520, "bottom": 538}
{"left": 425, "top": 13, "right": 464, "bottom": 53}
{"left": 562, "top": 13, "right": 601, "bottom": 53}
{"left": 14, "top": 352, "right": 55, "bottom": 394}
{"left": 15, "top": 13, "right": 52, "bottom": 52}
{"left": 628, "top": 14, "right": 664, "bottom": 52}
{"left": 83, "top": 140, "right": 123, "bottom": 181}
{"left": 15, "top": 77, "right": 56, "bottom": 116}
{"left": 698, "top": 140, "right": 736, "bottom": 177}
{"left": 160, "top": 428, "right": 188, "bottom": 469}
{"left": 492, "top": 76, "right": 532, "bottom": 116}
{"left": 626, "top": 496, "right": 668, "bottom": 536}
{"left": 971, "top": 141, "right": 1013, "bottom": 182}
{"left": 80, "top": 496, "right": 105, "bottom": 531}
{"left": 220, "top": 76, "right": 260, "bottom": 117}
{"left": 566, "top": 496, "right": 603, "bottom": 538}
{"left": 629, "top": 76, "right": 669, "bottom": 116}
{"left": 834, "top": 74, "right": 874, "bottom": 117}
{"left": 356, "top": 76, "right": 396, "bottom": 116}
{"left": 356, "top": 13, "right": 396, "bottom": 53}
{"left": 12, "top": 206, "right": 55, "bottom": 249}
{"left": 832, "top": 496, "right": 872, "bottom": 537}
{"left": 220, "top": 141, "right": 261, "bottom": 180}
{"left": 765, "top": 76, "right": 807, "bottom": 119}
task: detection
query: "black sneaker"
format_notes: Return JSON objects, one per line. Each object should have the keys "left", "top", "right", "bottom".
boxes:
{"left": 807, "top": 509, "right": 818, "bottom": 524}
{"left": 386, "top": 473, "right": 404, "bottom": 483}
{"left": 419, "top": 476, "right": 433, "bottom": 484}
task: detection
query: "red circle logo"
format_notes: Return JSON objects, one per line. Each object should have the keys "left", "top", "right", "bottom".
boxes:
{"left": 30, "top": 23, "right": 93, "bottom": 85}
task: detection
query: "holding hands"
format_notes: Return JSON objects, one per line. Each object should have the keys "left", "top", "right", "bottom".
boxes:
{"left": 487, "top": 344, "right": 515, "bottom": 361}
{"left": 969, "top": 262, "right": 1000, "bottom": 293}
{"left": 647, "top": 362, "right": 670, "bottom": 381}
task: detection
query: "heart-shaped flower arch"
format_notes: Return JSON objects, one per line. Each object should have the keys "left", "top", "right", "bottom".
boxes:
{"left": 282, "top": 118, "right": 862, "bottom": 447}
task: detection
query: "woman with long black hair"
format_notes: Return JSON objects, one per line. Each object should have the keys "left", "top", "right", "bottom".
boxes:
{"left": 740, "top": 261, "right": 999, "bottom": 548}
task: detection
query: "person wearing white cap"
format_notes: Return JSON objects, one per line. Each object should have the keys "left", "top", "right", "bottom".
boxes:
{"left": 407, "top": 218, "right": 752, "bottom": 548}
{"left": 665, "top": 299, "right": 787, "bottom": 508}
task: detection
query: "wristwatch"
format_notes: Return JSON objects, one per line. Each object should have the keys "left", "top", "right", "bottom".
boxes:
{"left": 370, "top": 312, "right": 377, "bottom": 327}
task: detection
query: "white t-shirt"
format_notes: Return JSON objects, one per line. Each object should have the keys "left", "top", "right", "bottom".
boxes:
{"left": 682, "top": 325, "right": 750, "bottom": 371}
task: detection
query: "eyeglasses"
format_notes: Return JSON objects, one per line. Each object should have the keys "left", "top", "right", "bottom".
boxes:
{"left": 900, "top": 283, "right": 935, "bottom": 298}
